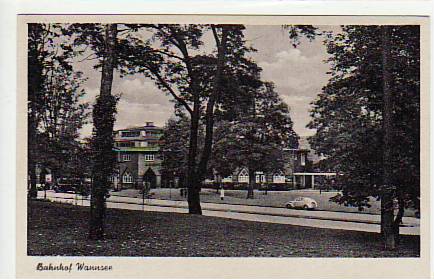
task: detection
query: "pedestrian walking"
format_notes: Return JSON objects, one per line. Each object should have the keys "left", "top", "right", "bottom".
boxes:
{"left": 220, "top": 187, "right": 225, "bottom": 200}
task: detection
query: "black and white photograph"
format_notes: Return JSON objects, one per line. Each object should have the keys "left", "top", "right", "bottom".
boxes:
{"left": 14, "top": 13, "right": 430, "bottom": 278}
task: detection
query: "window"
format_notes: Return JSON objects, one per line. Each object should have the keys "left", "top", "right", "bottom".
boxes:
{"left": 122, "top": 154, "right": 131, "bottom": 161}
{"left": 139, "top": 141, "right": 148, "bottom": 147}
{"left": 144, "top": 154, "right": 154, "bottom": 161}
{"left": 255, "top": 172, "right": 265, "bottom": 183}
{"left": 238, "top": 169, "right": 249, "bottom": 183}
{"left": 121, "top": 131, "right": 140, "bottom": 137}
{"left": 117, "top": 141, "right": 134, "bottom": 147}
{"left": 109, "top": 174, "right": 119, "bottom": 182}
{"left": 222, "top": 176, "right": 233, "bottom": 183}
{"left": 273, "top": 173, "right": 286, "bottom": 183}
{"left": 122, "top": 172, "right": 133, "bottom": 183}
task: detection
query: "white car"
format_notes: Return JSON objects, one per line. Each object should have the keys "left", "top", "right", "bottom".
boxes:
{"left": 285, "top": 197, "right": 318, "bottom": 210}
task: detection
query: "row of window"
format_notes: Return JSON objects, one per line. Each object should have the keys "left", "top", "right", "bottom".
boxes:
{"left": 122, "top": 172, "right": 133, "bottom": 183}
{"left": 222, "top": 172, "right": 286, "bottom": 184}
{"left": 120, "top": 130, "right": 160, "bottom": 137}
{"left": 115, "top": 141, "right": 158, "bottom": 148}
{"left": 110, "top": 172, "right": 135, "bottom": 183}
{"left": 121, "top": 154, "right": 155, "bottom": 162}
{"left": 121, "top": 131, "right": 141, "bottom": 137}
{"left": 118, "top": 172, "right": 286, "bottom": 185}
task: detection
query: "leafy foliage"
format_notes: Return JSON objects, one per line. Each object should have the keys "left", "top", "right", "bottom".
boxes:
{"left": 27, "top": 23, "right": 90, "bottom": 195}
{"left": 212, "top": 82, "right": 299, "bottom": 198}
{"left": 160, "top": 114, "right": 203, "bottom": 184}
{"left": 308, "top": 25, "right": 420, "bottom": 211}
{"left": 114, "top": 24, "right": 262, "bottom": 213}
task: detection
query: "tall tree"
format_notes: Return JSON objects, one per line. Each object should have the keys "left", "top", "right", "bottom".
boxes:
{"left": 38, "top": 54, "right": 90, "bottom": 183}
{"left": 381, "top": 25, "right": 395, "bottom": 250}
{"left": 27, "top": 23, "right": 45, "bottom": 198}
{"left": 117, "top": 24, "right": 257, "bottom": 214}
{"left": 160, "top": 114, "right": 203, "bottom": 187}
{"left": 212, "top": 83, "right": 299, "bottom": 199}
{"left": 89, "top": 24, "right": 118, "bottom": 239}
{"left": 308, "top": 25, "right": 420, "bottom": 248}
{"left": 27, "top": 23, "right": 90, "bottom": 197}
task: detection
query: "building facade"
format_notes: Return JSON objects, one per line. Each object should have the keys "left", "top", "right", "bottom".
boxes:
{"left": 211, "top": 148, "right": 312, "bottom": 187}
{"left": 111, "top": 125, "right": 335, "bottom": 191}
{"left": 209, "top": 139, "right": 336, "bottom": 190}
{"left": 112, "top": 122, "right": 163, "bottom": 190}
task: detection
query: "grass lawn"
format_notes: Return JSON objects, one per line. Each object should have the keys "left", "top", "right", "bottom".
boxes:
{"left": 114, "top": 188, "right": 417, "bottom": 217}
{"left": 28, "top": 200, "right": 419, "bottom": 257}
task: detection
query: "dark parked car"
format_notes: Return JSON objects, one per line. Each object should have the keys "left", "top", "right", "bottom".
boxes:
{"left": 54, "top": 178, "right": 90, "bottom": 194}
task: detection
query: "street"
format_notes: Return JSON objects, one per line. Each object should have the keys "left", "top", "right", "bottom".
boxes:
{"left": 37, "top": 191, "right": 420, "bottom": 235}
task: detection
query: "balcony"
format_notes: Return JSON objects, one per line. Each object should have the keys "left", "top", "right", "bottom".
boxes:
{"left": 115, "top": 146, "right": 160, "bottom": 152}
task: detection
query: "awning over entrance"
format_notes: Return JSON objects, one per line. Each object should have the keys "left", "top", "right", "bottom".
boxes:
{"left": 292, "top": 172, "right": 337, "bottom": 189}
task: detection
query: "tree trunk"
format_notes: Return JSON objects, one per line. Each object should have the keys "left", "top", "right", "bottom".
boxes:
{"left": 187, "top": 179, "right": 202, "bottom": 214}
{"left": 393, "top": 196, "right": 405, "bottom": 244}
{"left": 28, "top": 112, "right": 38, "bottom": 199}
{"left": 381, "top": 193, "right": 395, "bottom": 249}
{"left": 27, "top": 24, "right": 44, "bottom": 199}
{"left": 196, "top": 26, "right": 229, "bottom": 182}
{"left": 28, "top": 160, "right": 37, "bottom": 198}
{"left": 89, "top": 24, "right": 118, "bottom": 240}
{"left": 381, "top": 25, "right": 396, "bottom": 250}
{"left": 185, "top": 27, "right": 230, "bottom": 214}
{"left": 247, "top": 169, "right": 255, "bottom": 199}
{"left": 186, "top": 109, "right": 202, "bottom": 214}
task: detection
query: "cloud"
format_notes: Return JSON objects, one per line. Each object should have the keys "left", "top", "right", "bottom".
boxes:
{"left": 78, "top": 75, "right": 175, "bottom": 138}
{"left": 280, "top": 95, "right": 316, "bottom": 137}
{"left": 258, "top": 48, "right": 329, "bottom": 94}
{"left": 114, "top": 100, "right": 174, "bottom": 130}
{"left": 114, "top": 77, "right": 173, "bottom": 107}
{"left": 76, "top": 26, "right": 336, "bottom": 138}
{"left": 113, "top": 76, "right": 175, "bottom": 129}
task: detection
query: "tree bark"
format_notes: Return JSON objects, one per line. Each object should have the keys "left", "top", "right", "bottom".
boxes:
{"left": 89, "top": 24, "right": 118, "bottom": 240}
{"left": 187, "top": 180, "right": 202, "bottom": 214}
{"left": 27, "top": 24, "right": 44, "bottom": 199}
{"left": 247, "top": 169, "right": 255, "bottom": 199}
{"left": 393, "top": 196, "right": 405, "bottom": 244}
{"left": 186, "top": 27, "right": 229, "bottom": 214}
{"left": 197, "top": 27, "right": 229, "bottom": 180}
{"left": 381, "top": 25, "right": 396, "bottom": 250}
{"left": 186, "top": 108, "right": 202, "bottom": 214}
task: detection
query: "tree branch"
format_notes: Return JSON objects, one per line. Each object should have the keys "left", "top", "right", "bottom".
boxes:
{"left": 211, "top": 25, "right": 221, "bottom": 49}
{"left": 78, "top": 53, "right": 99, "bottom": 62}
{"left": 147, "top": 24, "right": 182, "bottom": 50}
{"left": 146, "top": 66, "right": 193, "bottom": 115}
{"left": 197, "top": 26, "right": 229, "bottom": 180}
{"left": 151, "top": 49, "right": 184, "bottom": 61}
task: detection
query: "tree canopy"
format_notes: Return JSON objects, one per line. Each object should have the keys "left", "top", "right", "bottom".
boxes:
{"left": 308, "top": 25, "right": 420, "bottom": 215}
{"left": 27, "top": 24, "right": 90, "bottom": 197}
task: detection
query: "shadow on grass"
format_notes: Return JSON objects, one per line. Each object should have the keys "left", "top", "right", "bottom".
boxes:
{"left": 27, "top": 200, "right": 420, "bottom": 257}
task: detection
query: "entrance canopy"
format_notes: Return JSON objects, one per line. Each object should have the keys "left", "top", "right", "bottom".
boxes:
{"left": 292, "top": 172, "right": 337, "bottom": 189}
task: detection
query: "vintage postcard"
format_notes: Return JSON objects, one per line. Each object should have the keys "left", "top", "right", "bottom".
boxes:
{"left": 16, "top": 14, "right": 430, "bottom": 278}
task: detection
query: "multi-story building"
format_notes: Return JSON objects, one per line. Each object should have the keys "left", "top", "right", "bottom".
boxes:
{"left": 211, "top": 137, "right": 336, "bottom": 190}
{"left": 213, "top": 148, "right": 311, "bottom": 187}
{"left": 112, "top": 122, "right": 163, "bottom": 190}
{"left": 111, "top": 125, "right": 335, "bottom": 191}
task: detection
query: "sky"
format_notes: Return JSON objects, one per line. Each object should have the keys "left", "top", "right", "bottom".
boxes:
{"left": 76, "top": 25, "right": 337, "bottom": 138}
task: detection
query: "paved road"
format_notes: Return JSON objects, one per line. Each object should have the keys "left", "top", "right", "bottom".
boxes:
{"left": 37, "top": 191, "right": 420, "bottom": 235}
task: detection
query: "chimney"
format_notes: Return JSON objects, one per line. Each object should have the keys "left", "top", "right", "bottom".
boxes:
{"left": 146, "top": 121, "right": 154, "bottom": 127}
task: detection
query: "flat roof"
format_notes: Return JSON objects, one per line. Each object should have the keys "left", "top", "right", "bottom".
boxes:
{"left": 293, "top": 172, "right": 337, "bottom": 176}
